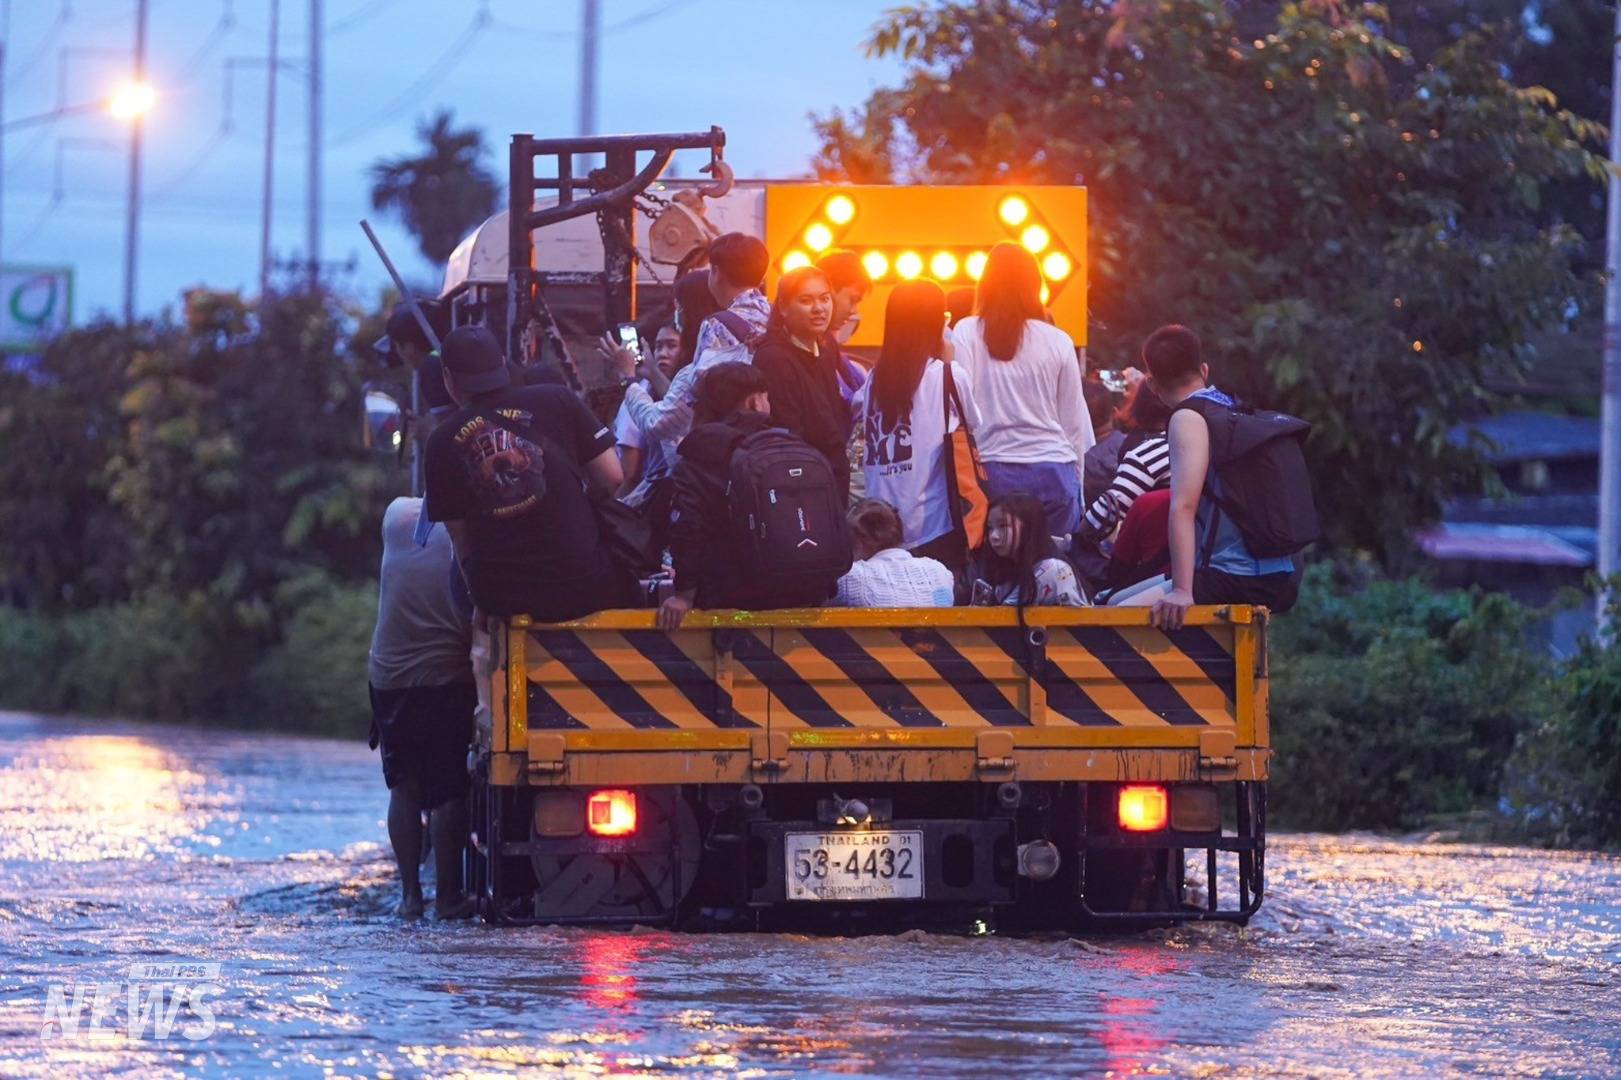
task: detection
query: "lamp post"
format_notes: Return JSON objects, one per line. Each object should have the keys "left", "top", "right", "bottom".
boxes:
{"left": 123, "top": 0, "right": 149, "bottom": 324}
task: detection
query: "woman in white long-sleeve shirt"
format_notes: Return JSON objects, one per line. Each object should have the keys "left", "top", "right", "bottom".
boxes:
{"left": 951, "top": 242, "right": 1094, "bottom": 535}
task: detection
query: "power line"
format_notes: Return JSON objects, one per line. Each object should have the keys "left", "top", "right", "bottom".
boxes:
{"left": 176, "top": 1, "right": 237, "bottom": 80}
{"left": 332, "top": 4, "right": 490, "bottom": 145}
{"left": 150, "top": 124, "right": 233, "bottom": 203}
{"left": 604, "top": 0, "right": 698, "bottom": 34}
{"left": 4, "top": 1, "right": 72, "bottom": 91}
{"left": 489, "top": 0, "right": 698, "bottom": 40}
{"left": 329, "top": 0, "right": 398, "bottom": 35}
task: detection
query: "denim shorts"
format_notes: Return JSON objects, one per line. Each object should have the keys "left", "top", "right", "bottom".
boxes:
{"left": 983, "top": 460, "right": 1081, "bottom": 536}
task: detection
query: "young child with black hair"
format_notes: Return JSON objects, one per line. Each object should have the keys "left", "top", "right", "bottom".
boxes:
{"left": 968, "top": 493, "right": 1087, "bottom": 607}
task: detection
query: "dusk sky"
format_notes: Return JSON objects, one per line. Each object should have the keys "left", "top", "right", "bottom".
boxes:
{"left": 2, "top": 0, "right": 908, "bottom": 320}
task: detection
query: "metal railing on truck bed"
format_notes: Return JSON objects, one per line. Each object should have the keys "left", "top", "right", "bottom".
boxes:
{"left": 479, "top": 606, "right": 1269, "bottom": 789}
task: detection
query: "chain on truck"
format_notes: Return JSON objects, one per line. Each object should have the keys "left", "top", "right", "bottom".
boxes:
{"left": 373, "top": 127, "right": 1271, "bottom": 931}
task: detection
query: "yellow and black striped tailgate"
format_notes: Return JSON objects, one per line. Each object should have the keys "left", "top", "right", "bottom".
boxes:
{"left": 500, "top": 608, "right": 1261, "bottom": 751}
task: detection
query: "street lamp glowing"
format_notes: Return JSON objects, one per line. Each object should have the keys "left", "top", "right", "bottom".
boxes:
{"left": 108, "top": 81, "right": 157, "bottom": 120}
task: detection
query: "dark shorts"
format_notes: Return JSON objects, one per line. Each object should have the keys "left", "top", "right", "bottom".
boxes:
{"left": 367, "top": 682, "right": 476, "bottom": 807}
{"left": 1193, "top": 568, "right": 1299, "bottom": 613}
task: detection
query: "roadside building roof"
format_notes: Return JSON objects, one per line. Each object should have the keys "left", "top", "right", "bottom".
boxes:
{"left": 1415, "top": 523, "right": 1592, "bottom": 567}
{"left": 1452, "top": 410, "right": 1601, "bottom": 465}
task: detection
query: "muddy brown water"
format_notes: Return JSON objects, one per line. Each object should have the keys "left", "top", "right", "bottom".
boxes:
{"left": 0, "top": 711, "right": 1617, "bottom": 1077}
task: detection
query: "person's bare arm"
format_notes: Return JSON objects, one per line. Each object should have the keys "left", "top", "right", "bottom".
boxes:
{"left": 615, "top": 445, "right": 645, "bottom": 499}
{"left": 1151, "top": 409, "right": 1208, "bottom": 631}
{"left": 581, "top": 446, "right": 623, "bottom": 496}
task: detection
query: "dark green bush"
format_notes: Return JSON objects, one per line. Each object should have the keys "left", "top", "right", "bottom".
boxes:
{"left": 0, "top": 579, "right": 376, "bottom": 739}
{"left": 247, "top": 575, "right": 377, "bottom": 738}
{"left": 1270, "top": 564, "right": 1552, "bottom": 830}
{"left": 1504, "top": 589, "right": 1621, "bottom": 849}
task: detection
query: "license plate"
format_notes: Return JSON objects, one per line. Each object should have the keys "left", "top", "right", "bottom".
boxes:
{"left": 785, "top": 830, "right": 924, "bottom": 901}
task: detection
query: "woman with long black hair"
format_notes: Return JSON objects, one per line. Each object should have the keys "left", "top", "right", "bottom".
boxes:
{"left": 752, "top": 265, "right": 853, "bottom": 501}
{"left": 952, "top": 242, "right": 1094, "bottom": 536}
{"left": 968, "top": 493, "right": 1087, "bottom": 607}
{"left": 859, "top": 278, "right": 981, "bottom": 574}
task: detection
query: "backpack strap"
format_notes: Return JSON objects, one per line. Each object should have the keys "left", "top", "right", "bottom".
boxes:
{"left": 711, "top": 309, "right": 762, "bottom": 348}
{"left": 1170, "top": 394, "right": 1228, "bottom": 570}
{"left": 941, "top": 359, "right": 971, "bottom": 433}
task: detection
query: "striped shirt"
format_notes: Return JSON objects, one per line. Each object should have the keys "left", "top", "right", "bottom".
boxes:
{"left": 1081, "top": 434, "right": 1170, "bottom": 537}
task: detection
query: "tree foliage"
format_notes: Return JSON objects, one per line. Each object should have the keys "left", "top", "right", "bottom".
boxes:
{"left": 815, "top": 0, "right": 1605, "bottom": 559}
{"left": 369, "top": 109, "right": 500, "bottom": 264}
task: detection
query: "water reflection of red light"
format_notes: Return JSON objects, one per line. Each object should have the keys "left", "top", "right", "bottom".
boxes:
{"left": 1099, "top": 994, "right": 1167, "bottom": 1075}
{"left": 578, "top": 932, "right": 650, "bottom": 1013}
{"left": 1090, "top": 946, "right": 1180, "bottom": 1074}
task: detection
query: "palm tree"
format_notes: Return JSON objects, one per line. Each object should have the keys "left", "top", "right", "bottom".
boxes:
{"left": 369, "top": 110, "right": 499, "bottom": 265}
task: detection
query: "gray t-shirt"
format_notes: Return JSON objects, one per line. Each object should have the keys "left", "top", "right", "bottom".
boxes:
{"left": 367, "top": 497, "right": 474, "bottom": 689}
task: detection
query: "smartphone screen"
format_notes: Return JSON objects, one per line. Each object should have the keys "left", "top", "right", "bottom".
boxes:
{"left": 617, "top": 323, "right": 642, "bottom": 360}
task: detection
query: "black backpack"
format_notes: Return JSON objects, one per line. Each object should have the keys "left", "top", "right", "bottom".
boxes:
{"left": 1176, "top": 395, "right": 1320, "bottom": 560}
{"left": 726, "top": 428, "right": 852, "bottom": 593}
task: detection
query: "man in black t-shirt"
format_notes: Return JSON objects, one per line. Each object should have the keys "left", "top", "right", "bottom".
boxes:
{"left": 423, "top": 326, "right": 634, "bottom": 620}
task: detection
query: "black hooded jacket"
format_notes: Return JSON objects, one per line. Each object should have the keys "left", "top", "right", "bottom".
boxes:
{"left": 669, "top": 410, "right": 829, "bottom": 611}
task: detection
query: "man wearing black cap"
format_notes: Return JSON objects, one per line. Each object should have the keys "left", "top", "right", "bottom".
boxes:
{"left": 375, "top": 299, "right": 457, "bottom": 448}
{"left": 422, "top": 325, "right": 635, "bottom": 620}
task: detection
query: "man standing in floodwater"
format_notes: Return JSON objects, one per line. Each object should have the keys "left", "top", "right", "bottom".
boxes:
{"left": 367, "top": 497, "right": 477, "bottom": 920}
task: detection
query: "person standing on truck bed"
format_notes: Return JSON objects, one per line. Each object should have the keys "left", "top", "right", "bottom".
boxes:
{"left": 423, "top": 325, "right": 636, "bottom": 620}
{"left": 1122, "top": 324, "right": 1302, "bottom": 628}
{"left": 613, "top": 233, "right": 772, "bottom": 460}
{"left": 815, "top": 249, "right": 874, "bottom": 500}
{"left": 367, "top": 496, "right": 476, "bottom": 921}
{"left": 951, "top": 243, "right": 1095, "bottom": 535}
{"left": 859, "top": 278, "right": 981, "bottom": 577}
{"left": 752, "top": 265, "right": 854, "bottom": 503}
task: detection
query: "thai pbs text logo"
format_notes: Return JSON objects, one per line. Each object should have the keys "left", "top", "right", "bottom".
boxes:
{"left": 41, "top": 962, "right": 224, "bottom": 1042}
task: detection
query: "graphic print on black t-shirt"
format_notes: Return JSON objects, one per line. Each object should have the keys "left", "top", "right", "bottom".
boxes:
{"left": 864, "top": 402, "right": 914, "bottom": 469}
{"left": 448, "top": 410, "right": 548, "bottom": 520}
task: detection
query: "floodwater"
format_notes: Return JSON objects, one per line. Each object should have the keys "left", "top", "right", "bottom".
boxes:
{"left": 0, "top": 712, "right": 1617, "bottom": 1078}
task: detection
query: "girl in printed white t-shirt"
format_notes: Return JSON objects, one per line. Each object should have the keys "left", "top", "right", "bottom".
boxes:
{"left": 969, "top": 493, "right": 1087, "bottom": 607}
{"left": 859, "top": 279, "right": 982, "bottom": 576}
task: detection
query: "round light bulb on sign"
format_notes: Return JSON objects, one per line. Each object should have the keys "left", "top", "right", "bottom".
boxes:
{"left": 930, "top": 251, "right": 960, "bottom": 280}
{"left": 803, "top": 223, "right": 834, "bottom": 253}
{"left": 1041, "top": 251, "right": 1073, "bottom": 281}
{"left": 861, "top": 250, "right": 889, "bottom": 281}
{"left": 782, "top": 250, "right": 812, "bottom": 273}
{"left": 1020, "top": 224, "right": 1051, "bottom": 254}
{"left": 895, "top": 251, "right": 924, "bottom": 280}
{"left": 965, "top": 251, "right": 989, "bottom": 281}
{"left": 824, "top": 194, "right": 857, "bottom": 225}
{"left": 998, "top": 195, "right": 1030, "bottom": 227}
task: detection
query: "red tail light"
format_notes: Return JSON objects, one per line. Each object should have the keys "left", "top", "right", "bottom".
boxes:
{"left": 586, "top": 790, "right": 638, "bottom": 837}
{"left": 1118, "top": 785, "right": 1169, "bottom": 832}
